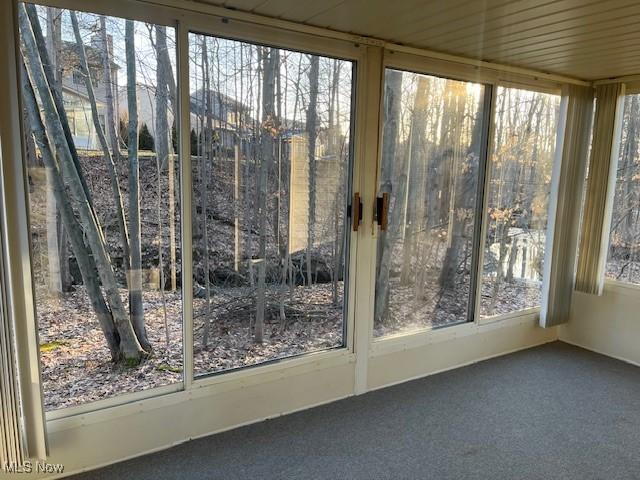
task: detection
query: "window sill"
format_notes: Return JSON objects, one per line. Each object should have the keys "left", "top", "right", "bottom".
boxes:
{"left": 47, "top": 347, "right": 355, "bottom": 431}
{"left": 370, "top": 309, "right": 541, "bottom": 357}
{"left": 602, "top": 279, "right": 640, "bottom": 298}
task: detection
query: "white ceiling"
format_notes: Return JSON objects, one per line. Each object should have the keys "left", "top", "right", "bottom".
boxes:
{"left": 193, "top": 0, "right": 640, "bottom": 81}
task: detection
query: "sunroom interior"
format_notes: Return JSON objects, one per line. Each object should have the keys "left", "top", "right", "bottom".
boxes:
{"left": 2, "top": 0, "right": 640, "bottom": 478}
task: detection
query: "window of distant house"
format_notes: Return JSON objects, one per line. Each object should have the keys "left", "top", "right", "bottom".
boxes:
{"left": 478, "top": 86, "right": 561, "bottom": 317}
{"left": 606, "top": 93, "right": 640, "bottom": 285}
{"left": 72, "top": 69, "right": 83, "bottom": 85}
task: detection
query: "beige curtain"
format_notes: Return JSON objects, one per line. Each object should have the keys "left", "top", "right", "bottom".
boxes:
{"left": 541, "top": 85, "right": 594, "bottom": 327}
{"left": 0, "top": 223, "right": 25, "bottom": 471}
{"left": 575, "top": 83, "right": 626, "bottom": 295}
{"left": 0, "top": 0, "right": 47, "bottom": 466}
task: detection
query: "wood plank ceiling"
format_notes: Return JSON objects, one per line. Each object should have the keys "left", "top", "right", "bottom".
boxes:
{"left": 193, "top": 0, "right": 640, "bottom": 81}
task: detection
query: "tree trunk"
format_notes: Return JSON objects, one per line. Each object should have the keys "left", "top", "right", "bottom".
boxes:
{"left": 400, "top": 77, "right": 430, "bottom": 286}
{"left": 375, "top": 69, "right": 402, "bottom": 325}
{"left": 154, "top": 24, "right": 170, "bottom": 294}
{"left": 99, "top": 14, "right": 133, "bottom": 280}
{"left": 21, "top": 62, "right": 120, "bottom": 361}
{"left": 153, "top": 25, "right": 178, "bottom": 291}
{"left": 200, "top": 37, "right": 213, "bottom": 348}
{"left": 24, "top": 4, "right": 97, "bottom": 216}
{"left": 255, "top": 47, "right": 278, "bottom": 343}
{"left": 439, "top": 88, "right": 482, "bottom": 291}
{"left": 72, "top": 12, "right": 131, "bottom": 278}
{"left": 125, "top": 19, "right": 151, "bottom": 352}
{"left": 306, "top": 55, "right": 319, "bottom": 286}
{"left": 45, "top": 7, "right": 62, "bottom": 296}
{"left": 21, "top": 59, "right": 121, "bottom": 360}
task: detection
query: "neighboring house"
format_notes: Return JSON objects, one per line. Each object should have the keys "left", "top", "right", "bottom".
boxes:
{"left": 287, "top": 128, "right": 345, "bottom": 254}
{"left": 58, "top": 35, "right": 119, "bottom": 150}
{"left": 189, "top": 88, "right": 252, "bottom": 149}
{"left": 118, "top": 87, "right": 251, "bottom": 151}
{"left": 118, "top": 83, "right": 166, "bottom": 140}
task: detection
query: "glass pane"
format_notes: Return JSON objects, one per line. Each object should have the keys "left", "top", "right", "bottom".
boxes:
{"left": 607, "top": 94, "right": 640, "bottom": 284}
{"left": 374, "top": 68, "right": 487, "bottom": 338}
{"left": 189, "top": 33, "right": 353, "bottom": 376}
{"left": 479, "top": 86, "right": 561, "bottom": 317}
{"left": 19, "top": 4, "right": 182, "bottom": 410}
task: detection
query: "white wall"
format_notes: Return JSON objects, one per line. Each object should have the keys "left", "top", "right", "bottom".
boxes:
{"left": 559, "top": 282, "right": 640, "bottom": 366}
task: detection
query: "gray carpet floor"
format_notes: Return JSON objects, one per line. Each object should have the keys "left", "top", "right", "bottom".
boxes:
{"left": 70, "top": 342, "right": 640, "bottom": 480}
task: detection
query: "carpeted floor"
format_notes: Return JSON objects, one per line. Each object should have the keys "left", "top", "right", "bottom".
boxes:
{"left": 70, "top": 342, "right": 640, "bottom": 479}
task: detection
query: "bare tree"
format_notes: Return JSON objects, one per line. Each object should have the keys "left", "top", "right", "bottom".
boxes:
{"left": 71, "top": 11, "right": 131, "bottom": 288}
{"left": 201, "top": 37, "right": 213, "bottom": 348}
{"left": 375, "top": 69, "right": 402, "bottom": 325}
{"left": 21, "top": 58, "right": 122, "bottom": 361}
{"left": 305, "top": 55, "right": 319, "bottom": 287}
{"left": 125, "top": 18, "right": 151, "bottom": 352}
{"left": 44, "top": 7, "right": 62, "bottom": 296}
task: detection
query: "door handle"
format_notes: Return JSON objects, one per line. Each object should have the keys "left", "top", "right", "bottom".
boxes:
{"left": 352, "top": 192, "right": 362, "bottom": 232}
{"left": 376, "top": 192, "right": 389, "bottom": 231}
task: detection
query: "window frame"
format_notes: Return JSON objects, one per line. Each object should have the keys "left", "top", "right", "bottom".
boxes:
{"left": 371, "top": 62, "right": 493, "bottom": 338}
{"left": 603, "top": 90, "right": 640, "bottom": 289}
{"left": 181, "top": 19, "right": 364, "bottom": 385}
{"left": 184, "top": 27, "right": 360, "bottom": 382}
{"left": 477, "top": 83, "right": 564, "bottom": 323}
{"left": 373, "top": 49, "right": 565, "bottom": 342}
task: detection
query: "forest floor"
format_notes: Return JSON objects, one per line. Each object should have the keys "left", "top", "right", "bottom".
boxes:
{"left": 37, "top": 283, "right": 343, "bottom": 411}
{"left": 373, "top": 276, "right": 542, "bottom": 338}
{"left": 39, "top": 274, "right": 538, "bottom": 411}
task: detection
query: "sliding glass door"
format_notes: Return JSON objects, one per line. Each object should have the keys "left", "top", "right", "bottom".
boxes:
{"left": 188, "top": 32, "right": 355, "bottom": 376}
{"left": 374, "top": 68, "right": 489, "bottom": 338}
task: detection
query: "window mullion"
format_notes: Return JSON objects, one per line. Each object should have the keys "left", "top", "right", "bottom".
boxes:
{"left": 469, "top": 84, "right": 496, "bottom": 324}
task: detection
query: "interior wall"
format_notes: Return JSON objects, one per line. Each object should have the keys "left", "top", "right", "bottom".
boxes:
{"left": 560, "top": 283, "right": 640, "bottom": 366}
{"left": 369, "top": 315, "right": 557, "bottom": 390}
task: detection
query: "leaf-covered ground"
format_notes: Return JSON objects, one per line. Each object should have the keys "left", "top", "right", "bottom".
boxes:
{"left": 37, "top": 283, "right": 343, "bottom": 411}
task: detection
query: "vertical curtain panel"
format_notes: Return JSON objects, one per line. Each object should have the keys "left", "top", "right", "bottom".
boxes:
{"left": 541, "top": 84, "right": 594, "bottom": 327}
{"left": 0, "top": 0, "right": 47, "bottom": 466}
{"left": 0, "top": 221, "right": 25, "bottom": 471}
{"left": 575, "top": 83, "right": 626, "bottom": 295}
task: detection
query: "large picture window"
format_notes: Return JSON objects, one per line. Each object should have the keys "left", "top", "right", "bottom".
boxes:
{"left": 479, "top": 86, "right": 561, "bottom": 317}
{"left": 188, "top": 32, "right": 354, "bottom": 376}
{"left": 606, "top": 93, "right": 640, "bottom": 284}
{"left": 374, "top": 68, "right": 488, "bottom": 338}
{"left": 18, "top": 3, "right": 181, "bottom": 410}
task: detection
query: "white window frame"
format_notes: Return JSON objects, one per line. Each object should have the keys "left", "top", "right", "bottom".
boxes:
{"left": 370, "top": 49, "right": 567, "bottom": 351}
{"left": 180, "top": 16, "right": 366, "bottom": 387}
{"left": 599, "top": 87, "right": 640, "bottom": 291}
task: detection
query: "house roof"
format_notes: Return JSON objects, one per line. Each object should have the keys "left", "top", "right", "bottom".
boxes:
{"left": 190, "top": 89, "right": 250, "bottom": 115}
{"left": 59, "top": 39, "right": 120, "bottom": 73}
